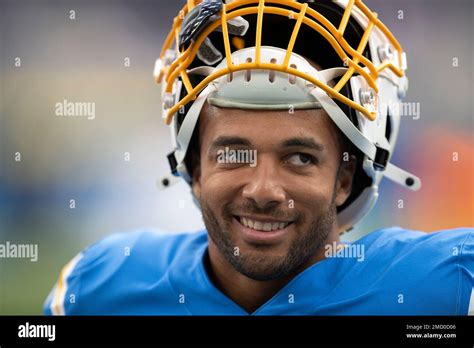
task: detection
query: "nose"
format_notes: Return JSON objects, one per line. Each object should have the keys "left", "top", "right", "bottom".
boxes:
{"left": 241, "top": 154, "right": 287, "bottom": 209}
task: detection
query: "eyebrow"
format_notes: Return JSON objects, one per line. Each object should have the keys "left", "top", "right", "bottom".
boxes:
{"left": 209, "top": 136, "right": 324, "bottom": 152}
{"left": 282, "top": 137, "right": 325, "bottom": 152}
{"left": 210, "top": 136, "right": 252, "bottom": 149}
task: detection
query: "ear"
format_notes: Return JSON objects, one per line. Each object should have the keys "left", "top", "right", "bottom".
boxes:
{"left": 334, "top": 154, "right": 356, "bottom": 207}
{"left": 191, "top": 162, "right": 202, "bottom": 201}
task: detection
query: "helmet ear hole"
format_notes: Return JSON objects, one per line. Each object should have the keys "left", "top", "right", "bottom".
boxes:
{"left": 385, "top": 112, "right": 393, "bottom": 143}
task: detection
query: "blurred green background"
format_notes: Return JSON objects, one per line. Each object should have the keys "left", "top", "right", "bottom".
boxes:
{"left": 0, "top": 0, "right": 472, "bottom": 314}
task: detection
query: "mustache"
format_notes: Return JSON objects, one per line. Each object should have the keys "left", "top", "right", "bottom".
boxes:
{"left": 223, "top": 201, "right": 301, "bottom": 222}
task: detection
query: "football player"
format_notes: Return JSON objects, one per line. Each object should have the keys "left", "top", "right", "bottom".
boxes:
{"left": 44, "top": 0, "right": 473, "bottom": 315}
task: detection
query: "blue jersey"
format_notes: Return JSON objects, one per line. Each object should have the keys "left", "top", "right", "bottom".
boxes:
{"left": 44, "top": 227, "right": 474, "bottom": 315}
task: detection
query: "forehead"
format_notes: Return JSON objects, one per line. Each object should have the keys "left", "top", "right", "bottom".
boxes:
{"left": 198, "top": 102, "right": 339, "bottom": 148}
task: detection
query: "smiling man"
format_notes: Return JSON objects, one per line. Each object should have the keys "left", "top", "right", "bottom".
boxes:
{"left": 44, "top": 0, "right": 473, "bottom": 315}
{"left": 194, "top": 103, "right": 356, "bottom": 313}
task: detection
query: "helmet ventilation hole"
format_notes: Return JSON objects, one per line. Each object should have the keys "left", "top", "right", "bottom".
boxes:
{"left": 268, "top": 58, "right": 277, "bottom": 83}
{"left": 245, "top": 57, "right": 252, "bottom": 82}
{"left": 289, "top": 63, "right": 297, "bottom": 84}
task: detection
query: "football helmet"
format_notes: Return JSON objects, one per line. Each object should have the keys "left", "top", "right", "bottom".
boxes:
{"left": 155, "top": 0, "right": 421, "bottom": 233}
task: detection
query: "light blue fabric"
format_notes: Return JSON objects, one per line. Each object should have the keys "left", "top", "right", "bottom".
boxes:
{"left": 44, "top": 227, "right": 474, "bottom": 315}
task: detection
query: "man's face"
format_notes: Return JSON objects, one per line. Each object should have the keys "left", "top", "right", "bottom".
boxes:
{"left": 193, "top": 103, "right": 355, "bottom": 281}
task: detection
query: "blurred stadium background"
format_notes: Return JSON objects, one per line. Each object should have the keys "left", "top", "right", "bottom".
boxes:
{"left": 0, "top": 0, "right": 472, "bottom": 314}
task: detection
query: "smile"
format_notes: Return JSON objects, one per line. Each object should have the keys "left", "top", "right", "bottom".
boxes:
{"left": 233, "top": 215, "right": 294, "bottom": 244}
{"left": 237, "top": 216, "right": 292, "bottom": 231}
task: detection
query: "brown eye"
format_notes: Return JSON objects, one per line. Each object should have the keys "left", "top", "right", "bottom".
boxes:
{"left": 286, "top": 153, "right": 315, "bottom": 166}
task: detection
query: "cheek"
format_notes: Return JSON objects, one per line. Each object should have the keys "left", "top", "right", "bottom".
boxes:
{"left": 284, "top": 176, "right": 336, "bottom": 214}
{"left": 200, "top": 167, "right": 243, "bottom": 206}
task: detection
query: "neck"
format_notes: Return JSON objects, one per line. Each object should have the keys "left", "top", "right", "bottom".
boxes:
{"left": 206, "top": 224, "right": 341, "bottom": 314}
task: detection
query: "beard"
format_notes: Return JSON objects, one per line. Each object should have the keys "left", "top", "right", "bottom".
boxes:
{"left": 201, "top": 195, "right": 337, "bottom": 281}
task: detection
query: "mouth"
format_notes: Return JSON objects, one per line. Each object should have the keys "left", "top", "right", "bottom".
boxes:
{"left": 232, "top": 215, "right": 295, "bottom": 245}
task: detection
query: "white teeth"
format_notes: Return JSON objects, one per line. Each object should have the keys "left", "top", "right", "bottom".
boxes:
{"left": 248, "top": 219, "right": 254, "bottom": 228}
{"left": 238, "top": 217, "right": 290, "bottom": 231}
